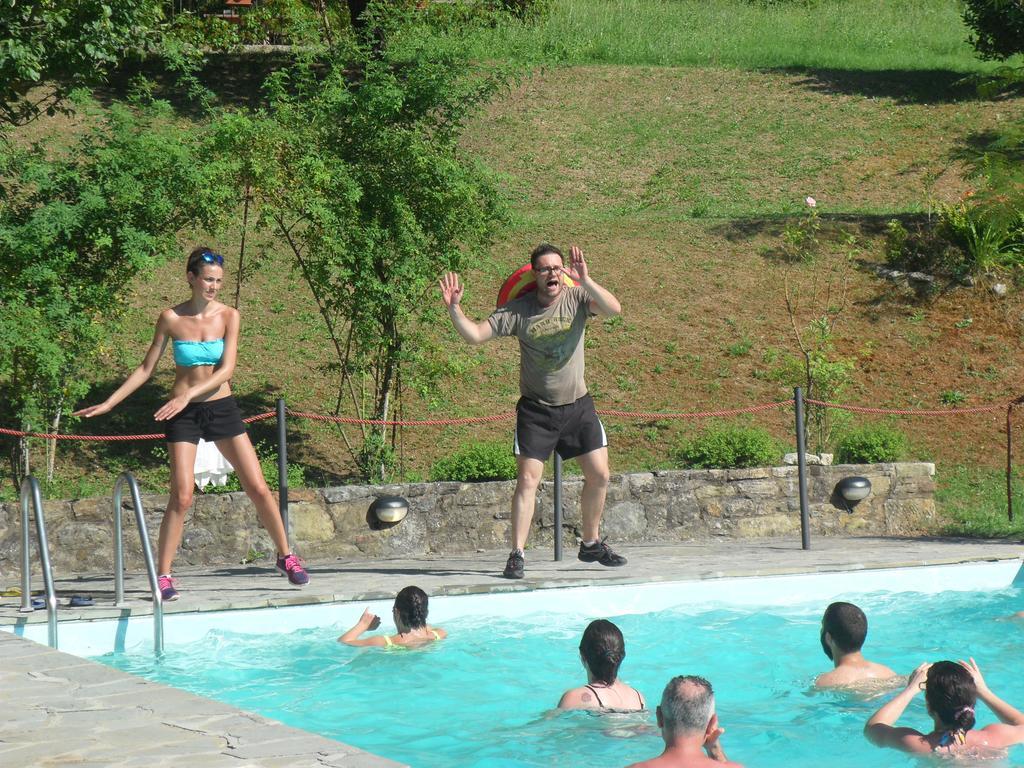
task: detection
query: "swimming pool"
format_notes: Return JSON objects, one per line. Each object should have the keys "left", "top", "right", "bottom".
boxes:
{"left": 84, "top": 562, "right": 1023, "bottom": 768}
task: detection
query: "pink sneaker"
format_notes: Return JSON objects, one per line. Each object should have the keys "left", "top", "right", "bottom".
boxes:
{"left": 276, "top": 553, "right": 309, "bottom": 585}
{"left": 158, "top": 575, "right": 179, "bottom": 602}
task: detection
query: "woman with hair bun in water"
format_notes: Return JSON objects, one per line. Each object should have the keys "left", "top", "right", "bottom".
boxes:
{"left": 558, "top": 619, "right": 646, "bottom": 712}
{"left": 339, "top": 586, "right": 447, "bottom": 649}
{"left": 865, "top": 658, "right": 1024, "bottom": 755}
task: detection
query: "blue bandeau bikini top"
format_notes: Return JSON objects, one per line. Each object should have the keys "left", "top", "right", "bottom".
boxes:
{"left": 172, "top": 338, "right": 224, "bottom": 367}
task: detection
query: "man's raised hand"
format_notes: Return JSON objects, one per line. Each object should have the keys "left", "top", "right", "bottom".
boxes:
{"left": 439, "top": 272, "right": 464, "bottom": 308}
{"left": 566, "top": 245, "right": 589, "bottom": 283}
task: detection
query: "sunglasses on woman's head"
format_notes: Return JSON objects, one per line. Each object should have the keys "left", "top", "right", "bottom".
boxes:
{"left": 201, "top": 250, "right": 224, "bottom": 265}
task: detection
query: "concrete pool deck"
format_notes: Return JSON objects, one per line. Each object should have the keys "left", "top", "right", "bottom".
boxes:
{"left": 2, "top": 536, "right": 1022, "bottom": 766}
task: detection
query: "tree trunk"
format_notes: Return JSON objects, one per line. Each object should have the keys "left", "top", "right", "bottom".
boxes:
{"left": 46, "top": 403, "right": 62, "bottom": 484}
{"left": 234, "top": 184, "right": 251, "bottom": 309}
{"left": 312, "top": 0, "right": 334, "bottom": 45}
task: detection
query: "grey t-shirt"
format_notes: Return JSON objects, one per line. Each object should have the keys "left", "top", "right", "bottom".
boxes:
{"left": 487, "top": 286, "right": 591, "bottom": 406}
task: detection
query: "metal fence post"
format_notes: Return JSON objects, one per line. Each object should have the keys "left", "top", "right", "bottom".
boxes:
{"left": 794, "top": 387, "right": 811, "bottom": 550}
{"left": 277, "top": 398, "right": 289, "bottom": 536}
{"left": 553, "top": 453, "right": 563, "bottom": 561}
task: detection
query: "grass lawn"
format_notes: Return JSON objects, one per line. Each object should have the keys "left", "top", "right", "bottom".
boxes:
{"left": 456, "top": 0, "right": 1002, "bottom": 72}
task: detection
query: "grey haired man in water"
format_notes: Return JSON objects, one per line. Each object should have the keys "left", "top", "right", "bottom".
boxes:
{"left": 625, "top": 676, "right": 743, "bottom": 768}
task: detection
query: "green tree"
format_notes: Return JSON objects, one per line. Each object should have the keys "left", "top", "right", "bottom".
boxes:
{"left": 0, "top": 1, "right": 162, "bottom": 128}
{"left": 0, "top": 99, "right": 234, "bottom": 488}
{"left": 962, "top": 0, "right": 1024, "bottom": 60}
{"left": 210, "top": 19, "right": 508, "bottom": 480}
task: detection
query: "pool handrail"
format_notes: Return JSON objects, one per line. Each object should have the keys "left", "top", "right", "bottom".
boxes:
{"left": 113, "top": 472, "right": 164, "bottom": 654}
{"left": 19, "top": 475, "right": 58, "bottom": 648}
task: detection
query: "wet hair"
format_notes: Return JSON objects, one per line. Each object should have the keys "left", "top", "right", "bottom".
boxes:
{"left": 926, "top": 661, "right": 977, "bottom": 732}
{"left": 579, "top": 619, "right": 626, "bottom": 685}
{"left": 186, "top": 246, "right": 224, "bottom": 276}
{"left": 660, "top": 675, "right": 714, "bottom": 738}
{"left": 530, "top": 243, "right": 563, "bottom": 270}
{"left": 821, "top": 601, "right": 868, "bottom": 655}
{"left": 394, "top": 586, "right": 429, "bottom": 630}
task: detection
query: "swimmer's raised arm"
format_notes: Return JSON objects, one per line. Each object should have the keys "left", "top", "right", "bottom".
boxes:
{"left": 864, "top": 663, "right": 931, "bottom": 753}
{"left": 961, "top": 658, "right": 1024, "bottom": 727}
{"left": 338, "top": 608, "right": 387, "bottom": 647}
{"left": 703, "top": 713, "right": 731, "bottom": 762}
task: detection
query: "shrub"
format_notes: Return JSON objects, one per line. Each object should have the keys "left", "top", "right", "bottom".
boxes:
{"left": 431, "top": 441, "right": 517, "bottom": 482}
{"left": 835, "top": 424, "right": 908, "bottom": 464}
{"left": 493, "top": 0, "right": 551, "bottom": 20}
{"left": 673, "top": 424, "right": 783, "bottom": 469}
{"left": 962, "top": 0, "right": 1024, "bottom": 60}
{"left": 937, "top": 198, "right": 1024, "bottom": 277}
{"left": 884, "top": 218, "right": 968, "bottom": 278}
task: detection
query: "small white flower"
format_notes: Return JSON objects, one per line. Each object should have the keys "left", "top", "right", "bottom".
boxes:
{"left": 805, "top": 196, "right": 817, "bottom": 208}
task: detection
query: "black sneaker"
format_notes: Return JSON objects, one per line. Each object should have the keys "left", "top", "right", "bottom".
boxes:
{"left": 502, "top": 550, "right": 525, "bottom": 579}
{"left": 578, "top": 539, "right": 627, "bottom": 567}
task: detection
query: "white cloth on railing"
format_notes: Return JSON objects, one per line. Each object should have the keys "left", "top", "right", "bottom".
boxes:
{"left": 194, "top": 438, "right": 234, "bottom": 489}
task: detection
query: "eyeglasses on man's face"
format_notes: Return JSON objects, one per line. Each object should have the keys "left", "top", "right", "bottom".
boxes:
{"left": 533, "top": 264, "right": 562, "bottom": 274}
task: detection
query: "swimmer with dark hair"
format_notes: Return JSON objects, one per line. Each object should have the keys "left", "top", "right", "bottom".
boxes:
{"left": 865, "top": 658, "right": 1024, "bottom": 755}
{"left": 558, "top": 619, "right": 646, "bottom": 712}
{"left": 339, "top": 586, "right": 446, "bottom": 649}
{"left": 816, "top": 601, "right": 896, "bottom": 688}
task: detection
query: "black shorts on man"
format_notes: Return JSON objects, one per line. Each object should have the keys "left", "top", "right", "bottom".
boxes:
{"left": 164, "top": 395, "right": 247, "bottom": 444}
{"left": 514, "top": 393, "right": 607, "bottom": 461}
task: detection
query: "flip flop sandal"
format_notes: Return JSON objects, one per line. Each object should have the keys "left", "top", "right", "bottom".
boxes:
{"left": 68, "top": 595, "right": 93, "bottom": 607}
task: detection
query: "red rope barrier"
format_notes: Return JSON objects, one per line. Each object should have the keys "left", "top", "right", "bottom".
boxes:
{"left": 0, "top": 411, "right": 277, "bottom": 441}
{"left": 1, "top": 396, "right": 1019, "bottom": 440}
{"left": 802, "top": 398, "right": 1008, "bottom": 416}
{"left": 285, "top": 410, "right": 515, "bottom": 427}
{"left": 597, "top": 400, "right": 794, "bottom": 420}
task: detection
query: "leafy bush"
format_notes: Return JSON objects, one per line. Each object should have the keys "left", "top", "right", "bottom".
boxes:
{"left": 962, "top": 0, "right": 1024, "bottom": 60}
{"left": 423, "top": 0, "right": 551, "bottom": 28}
{"left": 937, "top": 198, "right": 1024, "bottom": 277}
{"left": 885, "top": 195, "right": 1024, "bottom": 280}
{"left": 835, "top": 424, "right": 908, "bottom": 464}
{"left": 431, "top": 441, "right": 517, "bottom": 482}
{"left": 884, "top": 218, "right": 969, "bottom": 278}
{"left": 493, "top": 0, "right": 551, "bottom": 20}
{"left": 673, "top": 424, "right": 783, "bottom": 469}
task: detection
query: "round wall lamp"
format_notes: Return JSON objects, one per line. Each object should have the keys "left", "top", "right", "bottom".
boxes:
{"left": 370, "top": 495, "right": 409, "bottom": 525}
{"left": 834, "top": 476, "right": 871, "bottom": 512}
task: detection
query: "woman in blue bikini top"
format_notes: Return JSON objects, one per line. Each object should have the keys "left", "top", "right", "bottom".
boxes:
{"left": 74, "top": 246, "right": 308, "bottom": 599}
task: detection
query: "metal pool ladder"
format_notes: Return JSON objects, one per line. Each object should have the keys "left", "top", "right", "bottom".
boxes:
{"left": 19, "top": 476, "right": 58, "bottom": 648}
{"left": 113, "top": 472, "right": 164, "bottom": 654}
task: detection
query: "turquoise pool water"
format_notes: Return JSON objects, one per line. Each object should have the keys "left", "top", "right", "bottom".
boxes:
{"left": 95, "top": 583, "right": 1024, "bottom": 768}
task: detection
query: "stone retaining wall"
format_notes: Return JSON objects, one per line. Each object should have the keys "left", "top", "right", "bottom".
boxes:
{"left": 0, "top": 462, "right": 936, "bottom": 577}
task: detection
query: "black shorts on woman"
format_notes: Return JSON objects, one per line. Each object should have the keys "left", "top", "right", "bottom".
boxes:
{"left": 514, "top": 393, "right": 607, "bottom": 461}
{"left": 164, "top": 395, "right": 247, "bottom": 443}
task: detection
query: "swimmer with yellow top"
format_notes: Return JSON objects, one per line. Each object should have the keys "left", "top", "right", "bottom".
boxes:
{"left": 339, "top": 586, "right": 446, "bottom": 649}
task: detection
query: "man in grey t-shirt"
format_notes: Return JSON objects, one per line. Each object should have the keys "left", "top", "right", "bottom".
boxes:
{"left": 440, "top": 243, "right": 627, "bottom": 579}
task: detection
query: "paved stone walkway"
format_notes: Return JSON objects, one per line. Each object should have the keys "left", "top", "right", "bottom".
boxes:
{"left": 1, "top": 536, "right": 1021, "bottom": 766}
